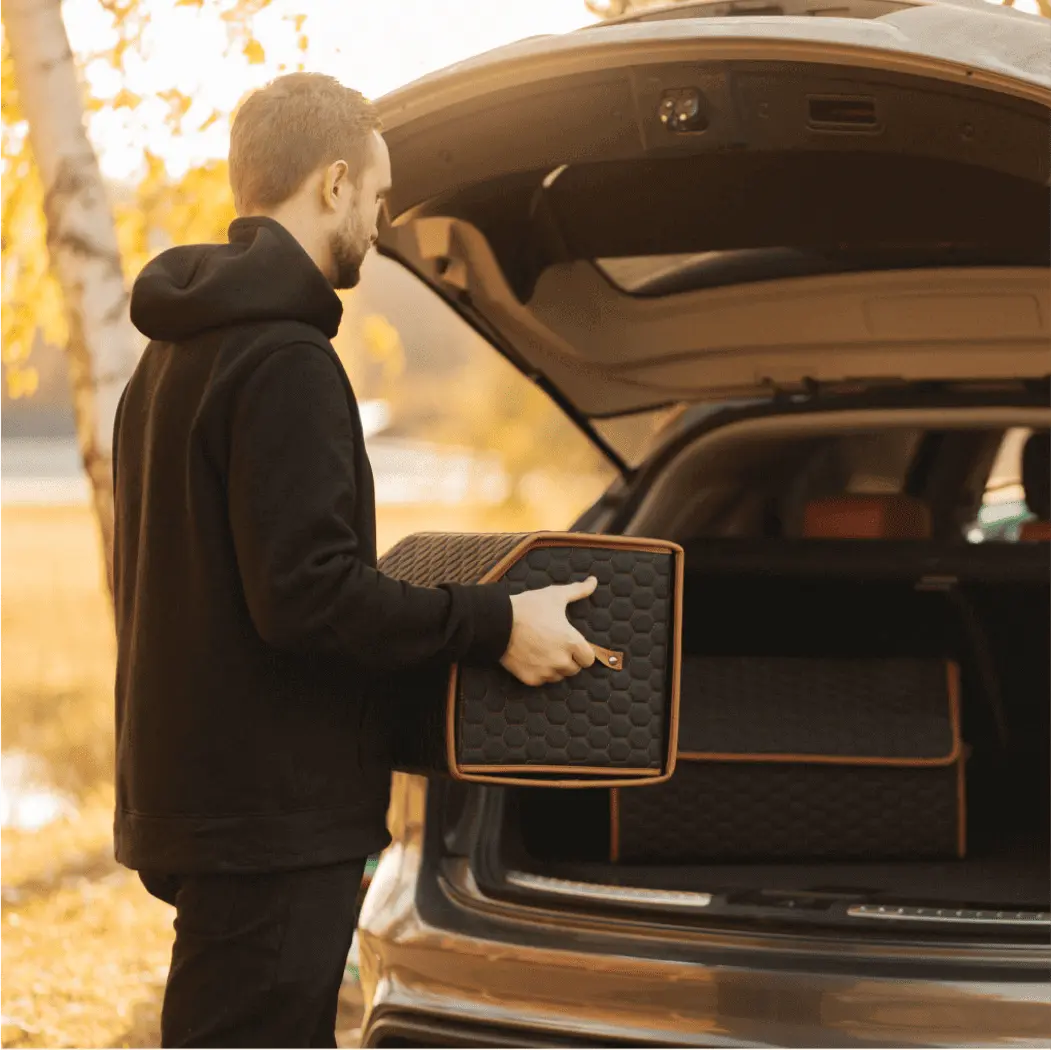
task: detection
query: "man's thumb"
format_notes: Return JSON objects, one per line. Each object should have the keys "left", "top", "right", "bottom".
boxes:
{"left": 561, "top": 575, "right": 598, "bottom": 604}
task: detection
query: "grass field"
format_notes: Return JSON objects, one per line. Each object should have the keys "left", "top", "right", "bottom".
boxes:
{"left": 1, "top": 497, "right": 564, "bottom": 1048}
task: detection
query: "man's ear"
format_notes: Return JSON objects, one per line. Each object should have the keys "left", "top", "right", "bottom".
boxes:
{"left": 321, "top": 160, "right": 351, "bottom": 213}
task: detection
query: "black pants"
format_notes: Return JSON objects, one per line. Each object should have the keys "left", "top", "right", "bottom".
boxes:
{"left": 140, "top": 860, "right": 367, "bottom": 1048}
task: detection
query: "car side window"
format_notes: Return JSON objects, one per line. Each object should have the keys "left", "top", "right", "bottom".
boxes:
{"left": 966, "top": 428, "right": 1033, "bottom": 544}
{"left": 334, "top": 255, "right": 617, "bottom": 550}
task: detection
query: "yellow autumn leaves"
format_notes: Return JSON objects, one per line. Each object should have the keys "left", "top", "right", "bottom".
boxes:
{"left": 2, "top": 43, "right": 57, "bottom": 401}
{"left": 0, "top": 0, "right": 308, "bottom": 400}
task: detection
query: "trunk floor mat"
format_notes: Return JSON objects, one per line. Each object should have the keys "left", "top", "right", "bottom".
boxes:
{"left": 521, "top": 844, "right": 1049, "bottom": 908}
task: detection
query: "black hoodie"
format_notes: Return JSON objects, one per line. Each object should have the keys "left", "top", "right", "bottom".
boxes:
{"left": 113, "top": 217, "right": 513, "bottom": 874}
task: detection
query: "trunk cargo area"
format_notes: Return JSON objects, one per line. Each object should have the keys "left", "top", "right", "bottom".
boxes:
{"left": 500, "top": 540, "right": 1050, "bottom": 928}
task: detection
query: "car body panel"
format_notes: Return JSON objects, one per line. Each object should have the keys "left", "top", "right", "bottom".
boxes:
{"left": 359, "top": 8, "right": 1051, "bottom": 1045}
{"left": 357, "top": 784, "right": 1051, "bottom": 1048}
{"left": 374, "top": 3, "right": 1049, "bottom": 417}
{"left": 375, "top": 3, "right": 1050, "bottom": 148}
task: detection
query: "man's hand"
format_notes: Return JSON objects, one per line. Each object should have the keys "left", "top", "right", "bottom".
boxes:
{"left": 500, "top": 576, "right": 599, "bottom": 686}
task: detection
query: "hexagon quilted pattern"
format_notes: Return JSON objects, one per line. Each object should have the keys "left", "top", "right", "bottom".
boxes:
{"left": 458, "top": 545, "right": 673, "bottom": 770}
{"left": 616, "top": 762, "right": 961, "bottom": 862}
{"left": 677, "top": 657, "right": 955, "bottom": 758}
{"left": 616, "top": 656, "right": 964, "bottom": 862}
{"left": 376, "top": 533, "right": 678, "bottom": 779}
{"left": 378, "top": 532, "right": 530, "bottom": 588}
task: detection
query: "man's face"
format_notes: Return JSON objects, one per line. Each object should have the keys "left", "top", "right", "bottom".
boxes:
{"left": 328, "top": 130, "right": 391, "bottom": 290}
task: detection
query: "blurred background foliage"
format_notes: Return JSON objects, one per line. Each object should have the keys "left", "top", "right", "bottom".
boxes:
{"left": 1, "top": 5, "right": 616, "bottom": 1040}
{"left": 1, "top": 1, "right": 1043, "bottom": 1045}
{"left": 1, "top": 0, "right": 616, "bottom": 517}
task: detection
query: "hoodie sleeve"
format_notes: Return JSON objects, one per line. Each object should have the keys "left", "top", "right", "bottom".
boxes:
{"left": 225, "top": 343, "right": 513, "bottom": 670}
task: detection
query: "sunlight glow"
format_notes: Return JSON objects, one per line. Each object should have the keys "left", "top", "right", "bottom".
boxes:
{"left": 62, "top": 0, "right": 600, "bottom": 180}
{"left": 56, "top": 0, "right": 1049, "bottom": 181}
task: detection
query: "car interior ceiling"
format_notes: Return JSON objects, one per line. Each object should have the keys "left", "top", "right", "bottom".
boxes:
{"left": 500, "top": 423, "right": 1050, "bottom": 923}
{"left": 393, "top": 58, "right": 1050, "bottom": 302}
{"left": 427, "top": 152, "right": 1049, "bottom": 305}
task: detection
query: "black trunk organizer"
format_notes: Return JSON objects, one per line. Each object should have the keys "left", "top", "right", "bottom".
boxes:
{"left": 377, "top": 531, "right": 684, "bottom": 787}
{"left": 612, "top": 656, "right": 965, "bottom": 862}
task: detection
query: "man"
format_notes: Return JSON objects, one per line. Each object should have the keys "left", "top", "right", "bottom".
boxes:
{"left": 113, "top": 73, "right": 597, "bottom": 1048}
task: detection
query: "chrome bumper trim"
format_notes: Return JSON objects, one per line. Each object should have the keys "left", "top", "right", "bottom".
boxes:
{"left": 848, "top": 903, "right": 1050, "bottom": 926}
{"left": 504, "top": 869, "right": 713, "bottom": 910}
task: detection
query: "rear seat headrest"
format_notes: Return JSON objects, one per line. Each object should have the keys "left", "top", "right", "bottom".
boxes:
{"left": 1019, "top": 520, "right": 1051, "bottom": 542}
{"left": 1021, "top": 431, "right": 1050, "bottom": 521}
{"left": 802, "top": 494, "right": 932, "bottom": 540}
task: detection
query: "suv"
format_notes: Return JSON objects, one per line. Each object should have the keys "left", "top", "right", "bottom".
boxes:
{"left": 357, "top": 1, "right": 1051, "bottom": 1044}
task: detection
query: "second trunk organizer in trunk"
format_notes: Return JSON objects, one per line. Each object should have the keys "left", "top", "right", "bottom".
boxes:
{"left": 612, "top": 656, "right": 966, "bottom": 862}
{"left": 377, "top": 531, "right": 684, "bottom": 787}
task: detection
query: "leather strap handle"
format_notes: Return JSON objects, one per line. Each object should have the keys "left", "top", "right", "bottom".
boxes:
{"left": 591, "top": 643, "right": 625, "bottom": 670}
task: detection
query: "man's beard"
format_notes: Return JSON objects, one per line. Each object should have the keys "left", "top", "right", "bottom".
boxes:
{"left": 329, "top": 218, "right": 370, "bottom": 290}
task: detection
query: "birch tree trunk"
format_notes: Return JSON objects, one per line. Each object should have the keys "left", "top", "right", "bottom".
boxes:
{"left": 2, "top": 0, "right": 139, "bottom": 604}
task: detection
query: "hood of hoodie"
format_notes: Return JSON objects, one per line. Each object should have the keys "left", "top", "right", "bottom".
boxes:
{"left": 130, "top": 216, "right": 343, "bottom": 343}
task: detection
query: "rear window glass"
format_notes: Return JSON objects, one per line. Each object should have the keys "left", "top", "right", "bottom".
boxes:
{"left": 594, "top": 246, "right": 1024, "bottom": 297}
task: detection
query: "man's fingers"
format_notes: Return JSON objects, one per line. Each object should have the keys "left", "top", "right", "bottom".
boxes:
{"left": 559, "top": 576, "right": 598, "bottom": 604}
{"left": 569, "top": 635, "right": 596, "bottom": 668}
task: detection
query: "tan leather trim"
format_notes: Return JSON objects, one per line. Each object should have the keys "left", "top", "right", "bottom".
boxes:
{"left": 679, "top": 660, "right": 963, "bottom": 769}
{"left": 446, "top": 532, "right": 685, "bottom": 785}
{"left": 460, "top": 763, "right": 661, "bottom": 776}
{"left": 676, "top": 751, "right": 958, "bottom": 768}
{"left": 446, "top": 661, "right": 461, "bottom": 778}
{"left": 450, "top": 773, "right": 670, "bottom": 789}
{"left": 476, "top": 532, "right": 684, "bottom": 581}
{"left": 664, "top": 540, "right": 685, "bottom": 779}
{"left": 591, "top": 644, "right": 625, "bottom": 670}
{"left": 609, "top": 787, "right": 620, "bottom": 863}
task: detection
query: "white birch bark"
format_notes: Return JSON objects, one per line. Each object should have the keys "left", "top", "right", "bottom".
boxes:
{"left": 3, "top": 0, "right": 140, "bottom": 600}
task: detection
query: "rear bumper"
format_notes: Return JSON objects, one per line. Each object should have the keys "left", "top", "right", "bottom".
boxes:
{"left": 362, "top": 1007, "right": 668, "bottom": 1048}
{"left": 356, "top": 842, "right": 1051, "bottom": 1049}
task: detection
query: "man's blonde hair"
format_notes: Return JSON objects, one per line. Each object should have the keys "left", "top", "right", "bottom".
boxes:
{"left": 229, "top": 73, "right": 381, "bottom": 215}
